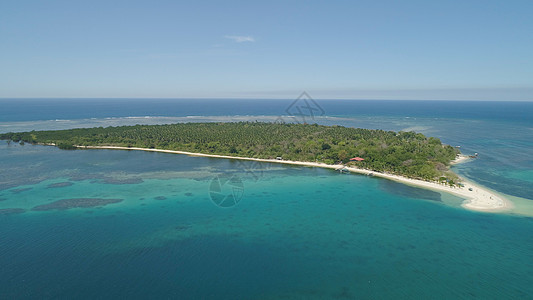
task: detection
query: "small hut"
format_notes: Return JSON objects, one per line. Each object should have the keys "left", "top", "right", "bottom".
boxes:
{"left": 350, "top": 157, "right": 365, "bottom": 162}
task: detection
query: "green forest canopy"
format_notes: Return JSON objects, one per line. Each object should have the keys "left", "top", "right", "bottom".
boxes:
{"left": 0, "top": 122, "right": 460, "bottom": 183}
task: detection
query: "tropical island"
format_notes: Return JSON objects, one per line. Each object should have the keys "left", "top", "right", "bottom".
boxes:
{"left": 0, "top": 122, "right": 510, "bottom": 212}
{"left": 1, "top": 122, "right": 459, "bottom": 180}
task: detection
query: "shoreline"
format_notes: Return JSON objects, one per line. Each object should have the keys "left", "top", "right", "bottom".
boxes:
{"left": 79, "top": 146, "right": 512, "bottom": 213}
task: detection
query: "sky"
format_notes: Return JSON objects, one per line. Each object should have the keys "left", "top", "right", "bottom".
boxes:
{"left": 1, "top": 0, "right": 532, "bottom": 100}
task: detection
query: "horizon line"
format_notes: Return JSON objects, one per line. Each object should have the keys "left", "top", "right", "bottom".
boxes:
{"left": 1, "top": 97, "right": 532, "bottom": 102}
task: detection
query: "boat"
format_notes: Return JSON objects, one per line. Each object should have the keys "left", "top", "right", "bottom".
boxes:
{"left": 469, "top": 153, "right": 479, "bottom": 158}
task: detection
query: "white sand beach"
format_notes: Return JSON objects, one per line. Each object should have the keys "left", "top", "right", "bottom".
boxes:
{"left": 450, "top": 154, "right": 471, "bottom": 165}
{"left": 80, "top": 146, "right": 512, "bottom": 213}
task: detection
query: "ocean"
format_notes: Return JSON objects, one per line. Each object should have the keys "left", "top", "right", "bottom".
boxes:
{"left": 1, "top": 98, "right": 532, "bottom": 299}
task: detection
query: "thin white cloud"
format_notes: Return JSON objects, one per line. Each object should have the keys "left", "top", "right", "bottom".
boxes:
{"left": 224, "top": 35, "right": 255, "bottom": 43}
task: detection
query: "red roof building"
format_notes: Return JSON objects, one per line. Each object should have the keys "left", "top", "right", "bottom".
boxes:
{"left": 350, "top": 157, "right": 365, "bottom": 161}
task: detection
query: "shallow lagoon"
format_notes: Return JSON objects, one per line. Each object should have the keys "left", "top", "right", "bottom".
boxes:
{"left": 1, "top": 145, "right": 532, "bottom": 298}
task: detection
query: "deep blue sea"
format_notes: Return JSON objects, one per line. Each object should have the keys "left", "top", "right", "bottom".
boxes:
{"left": 1, "top": 98, "right": 532, "bottom": 299}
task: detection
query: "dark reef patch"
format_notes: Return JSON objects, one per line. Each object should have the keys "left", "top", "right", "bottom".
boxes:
{"left": 69, "top": 173, "right": 100, "bottom": 181}
{"left": 102, "top": 177, "right": 144, "bottom": 185}
{"left": 154, "top": 196, "right": 167, "bottom": 200}
{"left": 31, "top": 198, "right": 123, "bottom": 211}
{"left": 0, "top": 208, "right": 26, "bottom": 215}
{"left": 174, "top": 225, "right": 191, "bottom": 231}
{"left": 47, "top": 182, "right": 74, "bottom": 188}
{"left": 10, "top": 187, "right": 32, "bottom": 194}
{"left": 184, "top": 192, "right": 193, "bottom": 197}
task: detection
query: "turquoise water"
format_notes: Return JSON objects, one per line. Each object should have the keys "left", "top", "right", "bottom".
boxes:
{"left": 1, "top": 99, "right": 533, "bottom": 298}
{"left": 1, "top": 144, "right": 533, "bottom": 298}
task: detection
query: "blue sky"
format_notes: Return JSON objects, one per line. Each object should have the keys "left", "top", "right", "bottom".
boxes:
{"left": 1, "top": 0, "right": 532, "bottom": 100}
